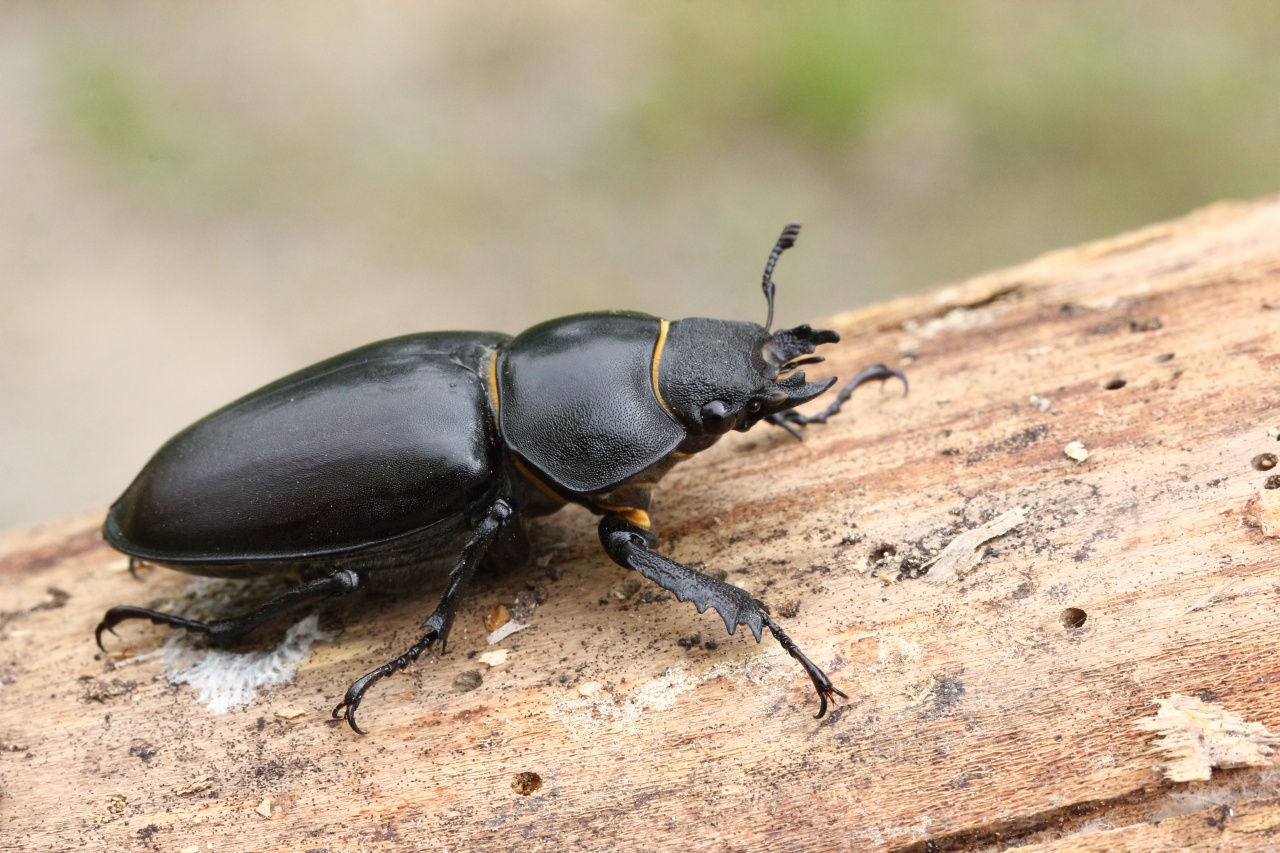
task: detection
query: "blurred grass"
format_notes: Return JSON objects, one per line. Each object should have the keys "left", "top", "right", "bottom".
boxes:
{"left": 57, "top": 53, "right": 236, "bottom": 208}
{"left": 631, "top": 4, "right": 950, "bottom": 154}
{"left": 631, "top": 3, "right": 1280, "bottom": 240}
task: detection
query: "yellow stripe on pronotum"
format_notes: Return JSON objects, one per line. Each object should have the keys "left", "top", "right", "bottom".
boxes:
{"left": 487, "top": 350, "right": 501, "bottom": 418}
{"left": 651, "top": 319, "right": 677, "bottom": 420}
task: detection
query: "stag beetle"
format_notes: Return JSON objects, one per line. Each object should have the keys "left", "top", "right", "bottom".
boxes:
{"left": 95, "top": 223, "right": 906, "bottom": 733}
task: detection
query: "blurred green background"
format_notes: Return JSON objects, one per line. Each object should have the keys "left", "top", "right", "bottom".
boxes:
{"left": 3, "top": 1, "right": 1279, "bottom": 530}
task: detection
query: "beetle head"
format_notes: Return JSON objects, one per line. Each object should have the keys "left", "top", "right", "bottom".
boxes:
{"left": 655, "top": 222, "right": 841, "bottom": 436}
{"left": 658, "top": 318, "right": 838, "bottom": 435}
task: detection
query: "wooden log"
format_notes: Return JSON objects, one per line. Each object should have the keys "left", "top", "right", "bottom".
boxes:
{"left": 3, "top": 197, "right": 1280, "bottom": 852}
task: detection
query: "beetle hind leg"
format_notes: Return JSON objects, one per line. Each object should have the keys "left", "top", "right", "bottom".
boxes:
{"left": 331, "top": 497, "right": 516, "bottom": 734}
{"left": 598, "top": 514, "right": 845, "bottom": 719}
{"left": 95, "top": 568, "right": 367, "bottom": 652}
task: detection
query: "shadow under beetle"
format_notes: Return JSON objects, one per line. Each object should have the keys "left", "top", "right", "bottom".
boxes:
{"left": 95, "top": 223, "right": 907, "bottom": 733}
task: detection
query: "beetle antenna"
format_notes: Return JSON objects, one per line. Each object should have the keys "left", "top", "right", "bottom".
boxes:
{"left": 762, "top": 222, "right": 802, "bottom": 333}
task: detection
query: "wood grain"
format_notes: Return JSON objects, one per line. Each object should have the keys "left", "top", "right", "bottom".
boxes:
{"left": 3, "top": 197, "right": 1280, "bottom": 852}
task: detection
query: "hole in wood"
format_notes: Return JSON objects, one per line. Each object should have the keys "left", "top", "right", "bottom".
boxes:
{"left": 1060, "top": 607, "right": 1087, "bottom": 630}
{"left": 1104, "top": 378, "right": 1127, "bottom": 390}
{"left": 868, "top": 544, "right": 897, "bottom": 561}
{"left": 512, "top": 771, "right": 542, "bottom": 796}
{"left": 866, "top": 543, "right": 898, "bottom": 575}
{"left": 1252, "top": 453, "right": 1277, "bottom": 471}
{"left": 1265, "top": 475, "right": 1280, "bottom": 490}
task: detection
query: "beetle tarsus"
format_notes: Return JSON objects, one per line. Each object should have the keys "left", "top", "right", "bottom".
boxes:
{"left": 332, "top": 628, "right": 443, "bottom": 735}
{"left": 333, "top": 497, "right": 516, "bottom": 734}
{"left": 96, "top": 605, "right": 212, "bottom": 651}
{"left": 94, "top": 568, "right": 367, "bottom": 652}
{"left": 767, "top": 362, "right": 907, "bottom": 434}
{"left": 761, "top": 612, "right": 847, "bottom": 718}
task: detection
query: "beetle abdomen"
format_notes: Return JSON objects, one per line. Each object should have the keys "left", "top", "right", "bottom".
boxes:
{"left": 497, "top": 312, "right": 685, "bottom": 495}
{"left": 106, "top": 332, "right": 508, "bottom": 563}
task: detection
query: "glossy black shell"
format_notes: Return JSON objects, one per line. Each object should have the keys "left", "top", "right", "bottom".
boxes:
{"left": 105, "top": 332, "right": 508, "bottom": 564}
{"left": 496, "top": 312, "right": 684, "bottom": 494}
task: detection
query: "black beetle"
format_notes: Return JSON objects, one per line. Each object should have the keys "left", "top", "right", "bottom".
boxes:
{"left": 96, "top": 223, "right": 906, "bottom": 733}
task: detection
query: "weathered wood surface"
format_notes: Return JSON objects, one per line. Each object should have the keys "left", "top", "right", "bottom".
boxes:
{"left": 3, "top": 198, "right": 1280, "bottom": 852}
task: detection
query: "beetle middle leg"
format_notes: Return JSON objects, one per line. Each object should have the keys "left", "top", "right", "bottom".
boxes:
{"left": 766, "top": 362, "right": 908, "bottom": 439}
{"left": 331, "top": 496, "right": 516, "bottom": 734}
{"left": 95, "top": 567, "right": 368, "bottom": 651}
{"left": 598, "top": 514, "right": 846, "bottom": 718}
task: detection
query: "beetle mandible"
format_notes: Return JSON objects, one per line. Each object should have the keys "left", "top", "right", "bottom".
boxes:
{"left": 95, "top": 223, "right": 906, "bottom": 733}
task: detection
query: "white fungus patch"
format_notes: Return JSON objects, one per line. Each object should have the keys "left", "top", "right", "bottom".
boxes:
{"left": 159, "top": 615, "right": 331, "bottom": 714}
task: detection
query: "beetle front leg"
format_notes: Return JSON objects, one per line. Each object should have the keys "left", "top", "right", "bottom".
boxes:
{"left": 767, "top": 362, "right": 907, "bottom": 438}
{"left": 332, "top": 497, "right": 516, "bottom": 734}
{"left": 598, "top": 515, "right": 846, "bottom": 718}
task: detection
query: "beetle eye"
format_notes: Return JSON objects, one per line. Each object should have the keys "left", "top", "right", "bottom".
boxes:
{"left": 700, "top": 400, "right": 735, "bottom": 434}
{"left": 745, "top": 400, "right": 763, "bottom": 414}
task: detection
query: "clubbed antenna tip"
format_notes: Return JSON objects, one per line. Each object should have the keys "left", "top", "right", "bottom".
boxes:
{"left": 776, "top": 222, "right": 802, "bottom": 251}
{"left": 762, "top": 222, "right": 802, "bottom": 333}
